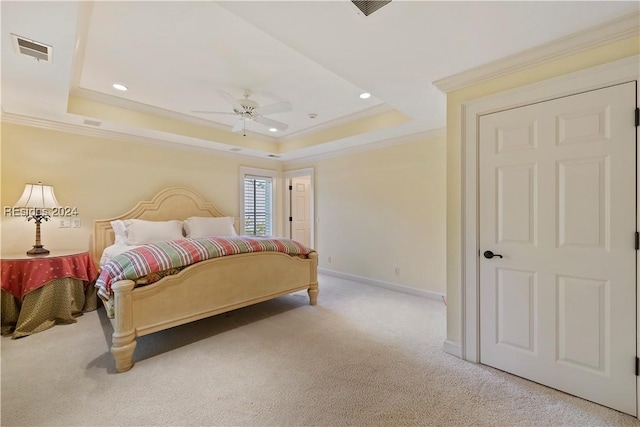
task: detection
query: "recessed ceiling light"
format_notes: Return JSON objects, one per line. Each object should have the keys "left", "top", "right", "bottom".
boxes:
{"left": 269, "top": 128, "right": 278, "bottom": 132}
{"left": 359, "top": 92, "right": 371, "bottom": 99}
{"left": 112, "top": 83, "right": 128, "bottom": 91}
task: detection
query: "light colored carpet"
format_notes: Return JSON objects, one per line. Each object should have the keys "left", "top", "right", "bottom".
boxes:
{"left": 1, "top": 274, "right": 638, "bottom": 426}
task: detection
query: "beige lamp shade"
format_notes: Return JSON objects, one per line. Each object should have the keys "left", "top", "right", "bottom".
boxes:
{"left": 14, "top": 183, "right": 60, "bottom": 256}
{"left": 14, "top": 183, "right": 60, "bottom": 208}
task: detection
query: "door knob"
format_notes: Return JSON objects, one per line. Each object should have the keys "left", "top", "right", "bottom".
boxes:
{"left": 483, "top": 250, "right": 503, "bottom": 259}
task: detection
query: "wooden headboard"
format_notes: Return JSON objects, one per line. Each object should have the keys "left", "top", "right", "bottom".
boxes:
{"left": 92, "top": 187, "right": 238, "bottom": 267}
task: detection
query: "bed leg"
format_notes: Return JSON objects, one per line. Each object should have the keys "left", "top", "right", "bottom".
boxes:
{"left": 112, "top": 331, "right": 137, "bottom": 373}
{"left": 308, "top": 252, "right": 319, "bottom": 305}
{"left": 111, "top": 280, "right": 137, "bottom": 372}
{"left": 308, "top": 283, "right": 319, "bottom": 306}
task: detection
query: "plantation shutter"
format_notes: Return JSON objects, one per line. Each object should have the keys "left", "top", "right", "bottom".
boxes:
{"left": 243, "top": 175, "right": 272, "bottom": 236}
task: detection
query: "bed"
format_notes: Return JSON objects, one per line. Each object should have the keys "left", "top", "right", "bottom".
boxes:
{"left": 93, "top": 187, "right": 318, "bottom": 372}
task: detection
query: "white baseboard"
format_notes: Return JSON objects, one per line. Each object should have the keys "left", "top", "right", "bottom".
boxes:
{"left": 318, "top": 268, "right": 445, "bottom": 302}
{"left": 443, "top": 340, "right": 462, "bottom": 358}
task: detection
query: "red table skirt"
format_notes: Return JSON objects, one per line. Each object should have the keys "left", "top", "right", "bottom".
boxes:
{"left": 1, "top": 252, "right": 98, "bottom": 300}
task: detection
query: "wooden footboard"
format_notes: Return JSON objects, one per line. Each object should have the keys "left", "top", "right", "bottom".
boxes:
{"left": 94, "top": 187, "right": 319, "bottom": 373}
{"left": 110, "top": 251, "right": 318, "bottom": 372}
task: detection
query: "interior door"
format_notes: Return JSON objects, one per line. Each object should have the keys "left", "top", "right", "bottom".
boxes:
{"left": 479, "top": 82, "right": 637, "bottom": 415}
{"left": 290, "top": 176, "right": 311, "bottom": 247}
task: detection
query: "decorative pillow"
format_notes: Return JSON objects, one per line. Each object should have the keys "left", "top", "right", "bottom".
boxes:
{"left": 110, "top": 220, "right": 128, "bottom": 245}
{"left": 183, "top": 216, "right": 237, "bottom": 238}
{"left": 123, "top": 219, "right": 184, "bottom": 245}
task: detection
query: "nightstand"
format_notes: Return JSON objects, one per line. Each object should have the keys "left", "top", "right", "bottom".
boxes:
{"left": 1, "top": 250, "right": 99, "bottom": 338}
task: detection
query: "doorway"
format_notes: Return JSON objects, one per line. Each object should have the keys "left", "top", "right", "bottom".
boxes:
{"left": 478, "top": 82, "right": 636, "bottom": 414}
{"left": 283, "top": 168, "right": 314, "bottom": 249}
{"left": 459, "top": 56, "right": 639, "bottom": 417}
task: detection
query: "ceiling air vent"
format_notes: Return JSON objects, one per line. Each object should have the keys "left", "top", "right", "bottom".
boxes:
{"left": 351, "top": 0, "right": 391, "bottom": 17}
{"left": 83, "top": 119, "right": 102, "bottom": 127}
{"left": 11, "top": 34, "right": 52, "bottom": 62}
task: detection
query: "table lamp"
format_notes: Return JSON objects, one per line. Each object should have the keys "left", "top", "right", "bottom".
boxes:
{"left": 14, "top": 182, "right": 60, "bottom": 256}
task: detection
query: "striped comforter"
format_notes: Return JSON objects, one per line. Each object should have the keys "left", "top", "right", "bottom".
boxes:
{"left": 95, "top": 236, "right": 312, "bottom": 300}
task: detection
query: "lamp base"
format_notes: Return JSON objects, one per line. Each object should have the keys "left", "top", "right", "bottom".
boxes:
{"left": 27, "top": 245, "right": 50, "bottom": 256}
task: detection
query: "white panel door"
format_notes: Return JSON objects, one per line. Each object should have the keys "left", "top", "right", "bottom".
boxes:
{"left": 479, "top": 82, "right": 636, "bottom": 415}
{"left": 290, "top": 176, "right": 311, "bottom": 247}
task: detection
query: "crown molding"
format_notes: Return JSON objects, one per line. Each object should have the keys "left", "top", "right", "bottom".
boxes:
{"left": 2, "top": 110, "right": 443, "bottom": 165}
{"left": 283, "top": 127, "right": 446, "bottom": 166}
{"left": 69, "top": 87, "right": 274, "bottom": 142}
{"left": 71, "top": 87, "right": 393, "bottom": 144}
{"left": 0, "top": 111, "right": 281, "bottom": 163}
{"left": 433, "top": 11, "right": 639, "bottom": 94}
{"left": 279, "top": 103, "right": 393, "bottom": 141}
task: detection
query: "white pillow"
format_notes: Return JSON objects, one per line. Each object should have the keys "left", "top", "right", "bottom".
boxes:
{"left": 110, "top": 220, "right": 128, "bottom": 245}
{"left": 123, "top": 219, "right": 184, "bottom": 245}
{"left": 183, "top": 216, "right": 237, "bottom": 238}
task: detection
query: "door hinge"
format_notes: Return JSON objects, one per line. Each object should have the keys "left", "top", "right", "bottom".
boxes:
{"left": 289, "top": 185, "right": 293, "bottom": 191}
{"left": 289, "top": 217, "right": 293, "bottom": 222}
{"left": 636, "top": 357, "right": 639, "bottom": 376}
{"left": 635, "top": 232, "right": 639, "bottom": 250}
{"left": 635, "top": 107, "right": 639, "bottom": 127}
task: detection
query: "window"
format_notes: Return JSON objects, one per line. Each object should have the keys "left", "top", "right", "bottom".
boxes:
{"left": 244, "top": 175, "right": 272, "bottom": 236}
{"left": 240, "top": 167, "right": 277, "bottom": 236}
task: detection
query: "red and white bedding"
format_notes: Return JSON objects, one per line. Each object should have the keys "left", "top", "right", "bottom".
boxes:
{"left": 95, "top": 236, "right": 312, "bottom": 300}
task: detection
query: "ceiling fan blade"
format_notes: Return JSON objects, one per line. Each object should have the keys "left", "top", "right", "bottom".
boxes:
{"left": 191, "top": 110, "right": 237, "bottom": 115}
{"left": 254, "top": 115, "right": 289, "bottom": 131}
{"left": 253, "top": 101, "right": 292, "bottom": 116}
{"left": 231, "top": 119, "right": 245, "bottom": 133}
{"left": 218, "top": 90, "right": 245, "bottom": 112}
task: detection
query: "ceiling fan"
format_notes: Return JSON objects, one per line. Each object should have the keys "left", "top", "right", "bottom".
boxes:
{"left": 192, "top": 90, "right": 291, "bottom": 136}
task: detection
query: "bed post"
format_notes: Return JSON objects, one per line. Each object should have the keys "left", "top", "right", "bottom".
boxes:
{"left": 308, "top": 252, "right": 319, "bottom": 306}
{"left": 111, "top": 280, "right": 137, "bottom": 373}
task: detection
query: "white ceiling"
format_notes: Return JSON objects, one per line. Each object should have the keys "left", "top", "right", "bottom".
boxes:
{"left": 2, "top": 1, "right": 638, "bottom": 161}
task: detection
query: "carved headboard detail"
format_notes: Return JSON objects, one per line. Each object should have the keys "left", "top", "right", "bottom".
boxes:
{"left": 92, "top": 187, "right": 238, "bottom": 267}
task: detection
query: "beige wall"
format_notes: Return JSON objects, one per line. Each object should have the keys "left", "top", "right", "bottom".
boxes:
{"left": 1, "top": 123, "right": 447, "bottom": 297}
{"left": 0, "top": 123, "right": 281, "bottom": 254}
{"left": 445, "top": 36, "right": 640, "bottom": 346}
{"left": 292, "top": 136, "right": 447, "bottom": 295}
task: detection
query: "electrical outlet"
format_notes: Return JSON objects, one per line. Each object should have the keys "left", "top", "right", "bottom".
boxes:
{"left": 58, "top": 219, "right": 71, "bottom": 228}
{"left": 394, "top": 267, "right": 400, "bottom": 276}
{"left": 72, "top": 219, "right": 81, "bottom": 228}
{"left": 328, "top": 256, "right": 332, "bottom": 264}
